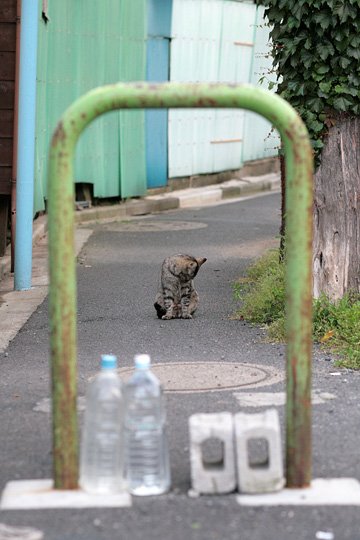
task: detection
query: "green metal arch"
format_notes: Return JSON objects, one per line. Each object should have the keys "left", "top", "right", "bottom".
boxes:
{"left": 47, "top": 82, "right": 313, "bottom": 490}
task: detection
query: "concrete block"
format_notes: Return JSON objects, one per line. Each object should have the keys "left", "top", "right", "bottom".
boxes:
{"left": 189, "top": 412, "right": 236, "bottom": 494}
{"left": 234, "top": 409, "right": 285, "bottom": 494}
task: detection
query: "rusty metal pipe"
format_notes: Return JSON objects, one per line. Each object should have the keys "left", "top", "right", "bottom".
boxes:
{"left": 47, "top": 82, "right": 313, "bottom": 489}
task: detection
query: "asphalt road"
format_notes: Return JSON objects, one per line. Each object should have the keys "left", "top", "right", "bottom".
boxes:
{"left": 1, "top": 192, "right": 360, "bottom": 540}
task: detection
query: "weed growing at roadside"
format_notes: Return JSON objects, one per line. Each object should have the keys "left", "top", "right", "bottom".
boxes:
{"left": 313, "top": 294, "right": 360, "bottom": 369}
{"left": 233, "top": 250, "right": 360, "bottom": 369}
{"left": 233, "top": 249, "right": 286, "bottom": 341}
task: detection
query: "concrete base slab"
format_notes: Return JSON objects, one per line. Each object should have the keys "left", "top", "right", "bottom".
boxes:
{"left": 237, "top": 478, "right": 360, "bottom": 506}
{"left": 0, "top": 480, "right": 131, "bottom": 510}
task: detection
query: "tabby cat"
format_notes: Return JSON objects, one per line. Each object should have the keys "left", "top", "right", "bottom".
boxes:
{"left": 154, "top": 254, "right": 207, "bottom": 320}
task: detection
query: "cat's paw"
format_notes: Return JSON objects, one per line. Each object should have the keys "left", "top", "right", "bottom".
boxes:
{"left": 181, "top": 314, "right": 193, "bottom": 319}
{"left": 162, "top": 314, "right": 174, "bottom": 320}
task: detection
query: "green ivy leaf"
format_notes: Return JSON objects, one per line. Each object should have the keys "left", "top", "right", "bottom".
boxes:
{"left": 351, "top": 35, "right": 360, "bottom": 47}
{"left": 300, "top": 49, "right": 315, "bottom": 68}
{"left": 318, "top": 43, "right": 335, "bottom": 61}
{"left": 334, "top": 85, "right": 359, "bottom": 96}
{"left": 307, "top": 97, "right": 324, "bottom": 113}
{"left": 311, "top": 120, "right": 325, "bottom": 133}
{"left": 316, "top": 65, "right": 330, "bottom": 74}
{"left": 348, "top": 73, "right": 360, "bottom": 87}
{"left": 319, "top": 82, "right": 332, "bottom": 93}
{"left": 339, "top": 57, "right": 352, "bottom": 69}
{"left": 257, "top": 0, "right": 359, "bottom": 159}
{"left": 311, "top": 139, "right": 324, "bottom": 150}
{"left": 334, "top": 2, "right": 356, "bottom": 23}
{"left": 333, "top": 96, "right": 353, "bottom": 111}
{"left": 313, "top": 12, "right": 333, "bottom": 30}
{"left": 348, "top": 48, "right": 360, "bottom": 60}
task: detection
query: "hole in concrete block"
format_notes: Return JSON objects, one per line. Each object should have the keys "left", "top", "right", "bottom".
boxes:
{"left": 201, "top": 438, "right": 225, "bottom": 470}
{"left": 247, "top": 437, "right": 269, "bottom": 469}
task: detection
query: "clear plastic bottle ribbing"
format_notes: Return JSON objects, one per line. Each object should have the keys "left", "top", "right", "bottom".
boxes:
{"left": 79, "top": 354, "right": 125, "bottom": 494}
{"left": 124, "top": 354, "right": 170, "bottom": 496}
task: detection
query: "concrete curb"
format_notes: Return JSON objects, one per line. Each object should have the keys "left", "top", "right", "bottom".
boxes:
{"left": 147, "top": 173, "right": 281, "bottom": 209}
{"left": 74, "top": 172, "right": 280, "bottom": 224}
{"left": 0, "top": 172, "right": 280, "bottom": 281}
{"left": 0, "top": 215, "right": 48, "bottom": 282}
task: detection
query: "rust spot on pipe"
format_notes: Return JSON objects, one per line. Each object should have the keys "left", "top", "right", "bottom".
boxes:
{"left": 51, "top": 122, "right": 66, "bottom": 146}
{"left": 195, "top": 98, "right": 218, "bottom": 107}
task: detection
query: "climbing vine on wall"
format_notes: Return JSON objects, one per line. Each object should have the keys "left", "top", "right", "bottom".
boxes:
{"left": 257, "top": 0, "right": 360, "bottom": 160}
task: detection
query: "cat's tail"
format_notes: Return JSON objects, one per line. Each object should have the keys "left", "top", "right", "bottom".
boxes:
{"left": 154, "top": 301, "right": 166, "bottom": 319}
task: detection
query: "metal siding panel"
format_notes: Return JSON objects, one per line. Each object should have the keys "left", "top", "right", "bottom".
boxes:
{"left": 146, "top": 109, "right": 168, "bottom": 187}
{"left": 147, "top": 38, "right": 169, "bottom": 81}
{"left": 148, "top": 0, "right": 172, "bottom": 37}
{"left": 169, "top": 0, "right": 261, "bottom": 178}
{"left": 211, "top": 2, "right": 256, "bottom": 172}
{"left": 169, "top": 0, "right": 222, "bottom": 177}
{"left": 119, "top": 0, "right": 147, "bottom": 198}
{"left": 242, "top": 5, "right": 280, "bottom": 162}
{"left": 34, "top": 0, "right": 147, "bottom": 211}
{"left": 35, "top": 1, "right": 122, "bottom": 207}
{"left": 74, "top": 2, "right": 122, "bottom": 199}
{"left": 218, "top": 1, "right": 255, "bottom": 83}
{"left": 169, "top": 0, "right": 278, "bottom": 179}
{"left": 146, "top": 38, "right": 169, "bottom": 188}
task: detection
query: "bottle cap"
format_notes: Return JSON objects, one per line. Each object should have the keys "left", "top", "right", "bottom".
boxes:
{"left": 100, "top": 354, "right": 117, "bottom": 370}
{"left": 134, "top": 354, "right": 151, "bottom": 369}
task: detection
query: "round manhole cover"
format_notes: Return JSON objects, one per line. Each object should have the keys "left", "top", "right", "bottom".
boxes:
{"left": 104, "top": 220, "right": 208, "bottom": 232}
{"left": 118, "top": 362, "right": 284, "bottom": 394}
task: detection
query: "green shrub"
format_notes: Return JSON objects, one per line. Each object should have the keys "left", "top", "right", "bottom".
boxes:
{"left": 234, "top": 250, "right": 360, "bottom": 368}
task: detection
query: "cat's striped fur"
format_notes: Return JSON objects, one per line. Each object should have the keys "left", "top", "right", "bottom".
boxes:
{"left": 154, "top": 254, "right": 207, "bottom": 320}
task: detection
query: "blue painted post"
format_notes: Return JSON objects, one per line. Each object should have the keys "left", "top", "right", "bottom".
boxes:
{"left": 14, "top": 0, "right": 39, "bottom": 290}
{"left": 145, "top": 0, "right": 173, "bottom": 189}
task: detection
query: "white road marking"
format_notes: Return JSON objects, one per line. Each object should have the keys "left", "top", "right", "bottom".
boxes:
{"left": 0, "top": 523, "right": 43, "bottom": 540}
{"left": 233, "top": 389, "right": 336, "bottom": 407}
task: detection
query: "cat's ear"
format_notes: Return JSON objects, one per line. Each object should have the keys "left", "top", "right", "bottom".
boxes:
{"left": 196, "top": 257, "right": 207, "bottom": 267}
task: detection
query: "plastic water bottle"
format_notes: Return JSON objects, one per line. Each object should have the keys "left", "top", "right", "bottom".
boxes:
{"left": 79, "top": 354, "right": 125, "bottom": 494}
{"left": 124, "top": 354, "right": 170, "bottom": 496}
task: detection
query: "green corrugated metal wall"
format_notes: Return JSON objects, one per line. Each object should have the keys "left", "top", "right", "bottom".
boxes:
{"left": 34, "top": 0, "right": 146, "bottom": 213}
